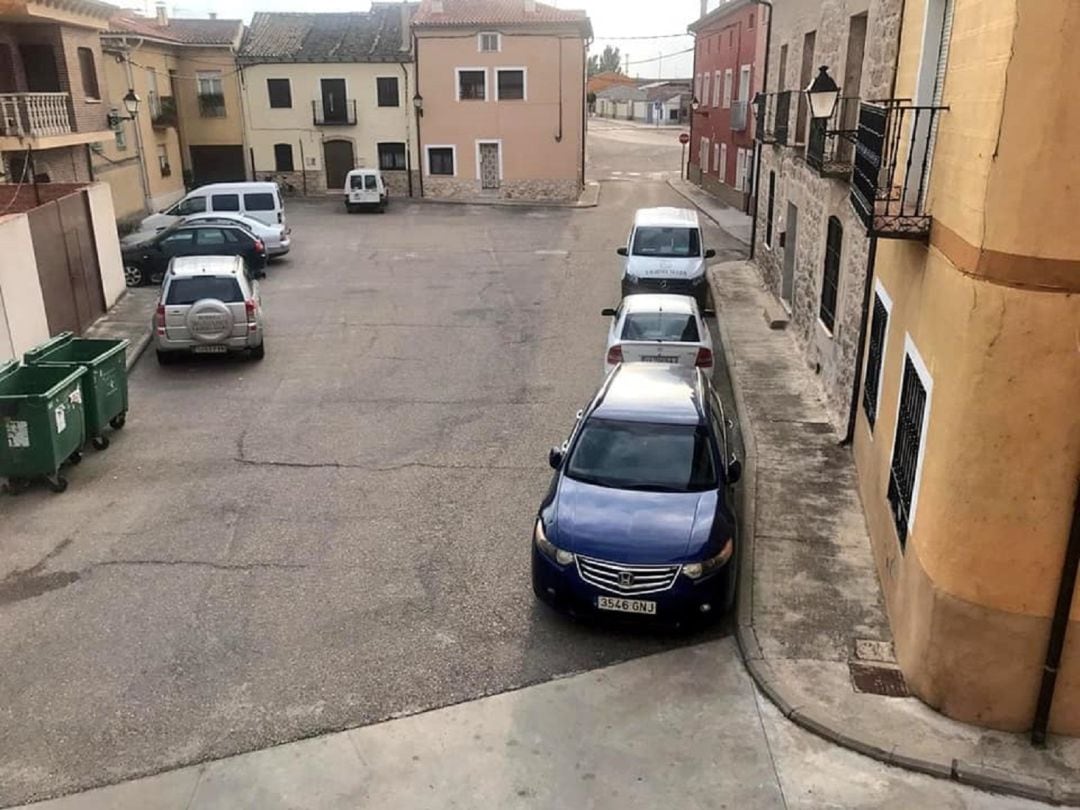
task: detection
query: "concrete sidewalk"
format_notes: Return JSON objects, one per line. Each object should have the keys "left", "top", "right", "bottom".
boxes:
{"left": 708, "top": 259, "right": 1080, "bottom": 805}
{"left": 82, "top": 287, "right": 157, "bottom": 370}
{"left": 667, "top": 175, "right": 752, "bottom": 246}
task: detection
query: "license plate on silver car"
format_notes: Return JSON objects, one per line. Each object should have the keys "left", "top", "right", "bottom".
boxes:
{"left": 597, "top": 596, "right": 657, "bottom": 615}
{"left": 192, "top": 345, "right": 227, "bottom": 354}
{"left": 641, "top": 355, "right": 679, "bottom": 363}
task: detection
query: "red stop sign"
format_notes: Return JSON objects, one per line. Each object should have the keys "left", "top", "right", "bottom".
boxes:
{"left": 679, "top": 132, "right": 690, "bottom": 145}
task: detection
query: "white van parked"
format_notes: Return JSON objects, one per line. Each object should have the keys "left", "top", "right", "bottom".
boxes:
{"left": 617, "top": 207, "right": 716, "bottom": 308}
{"left": 139, "top": 182, "right": 286, "bottom": 232}
{"left": 344, "top": 169, "right": 387, "bottom": 213}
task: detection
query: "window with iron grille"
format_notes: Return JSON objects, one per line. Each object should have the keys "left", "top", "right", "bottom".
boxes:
{"left": 478, "top": 32, "right": 500, "bottom": 52}
{"left": 378, "top": 142, "right": 406, "bottom": 170}
{"left": 267, "top": 78, "right": 291, "bottom": 108}
{"left": 819, "top": 216, "right": 842, "bottom": 332}
{"left": 457, "top": 69, "right": 486, "bottom": 101}
{"left": 496, "top": 69, "right": 524, "bottom": 101}
{"left": 376, "top": 77, "right": 399, "bottom": 107}
{"left": 888, "top": 355, "right": 928, "bottom": 548}
{"left": 862, "top": 292, "right": 889, "bottom": 426}
{"left": 765, "top": 172, "right": 775, "bottom": 247}
{"left": 274, "top": 143, "right": 294, "bottom": 172}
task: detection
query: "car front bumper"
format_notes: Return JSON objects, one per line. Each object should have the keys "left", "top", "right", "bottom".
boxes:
{"left": 531, "top": 545, "right": 734, "bottom": 624}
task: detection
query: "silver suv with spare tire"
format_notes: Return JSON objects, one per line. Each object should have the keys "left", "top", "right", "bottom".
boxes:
{"left": 153, "top": 255, "right": 265, "bottom": 364}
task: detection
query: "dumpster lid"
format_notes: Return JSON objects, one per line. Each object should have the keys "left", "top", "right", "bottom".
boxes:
{"left": 0, "top": 360, "right": 18, "bottom": 384}
{"left": 23, "top": 332, "right": 74, "bottom": 364}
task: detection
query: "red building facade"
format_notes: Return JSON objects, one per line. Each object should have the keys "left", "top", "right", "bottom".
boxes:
{"left": 687, "top": 0, "right": 766, "bottom": 209}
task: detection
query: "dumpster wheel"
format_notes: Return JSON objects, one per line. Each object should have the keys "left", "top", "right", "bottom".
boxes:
{"left": 110, "top": 412, "right": 127, "bottom": 430}
{"left": 46, "top": 475, "right": 68, "bottom": 493}
{"left": 92, "top": 436, "right": 110, "bottom": 451}
{"left": 68, "top": 451, "right": 82, "bottom": 465}
{"left": 4, "top": 478, "right": 30, "bottom": 495}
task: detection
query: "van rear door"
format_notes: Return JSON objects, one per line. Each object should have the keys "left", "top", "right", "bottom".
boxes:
{"left": 242, "top": 190, "right": 280, "bottom": 226}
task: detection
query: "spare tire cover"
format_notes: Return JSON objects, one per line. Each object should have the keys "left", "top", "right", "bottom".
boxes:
{"left": 185, "top": 298, "right": 234, "bottom": 343}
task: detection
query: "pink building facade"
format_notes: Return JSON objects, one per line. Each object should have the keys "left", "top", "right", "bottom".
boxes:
{"left": 687, "top": 0, "right": 766, "bottom": 210}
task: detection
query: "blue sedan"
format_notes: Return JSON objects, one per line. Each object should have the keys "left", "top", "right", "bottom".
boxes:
{"left": 532, "top": 364, "right": 741, "bottom": 624}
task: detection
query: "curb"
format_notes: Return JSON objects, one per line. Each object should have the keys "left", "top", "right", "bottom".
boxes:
{"left": 666, "top": 179, "right": 750, "bottom": 248}
{"left": 706, "top": 265, "right": 1073, "bottom": 808}
{"left": 414, "top": 182, "right": 600, "bottom": 210}
{"left": 125, "top": 328, "right": 153, "bottom": 372}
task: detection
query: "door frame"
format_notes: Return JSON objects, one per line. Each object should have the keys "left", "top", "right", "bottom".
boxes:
{"left": 474, "top": 139, "right": 503, "bottom": 185}
{"left": 782, "top": 202, "right": 798, "bottom": 309}
{"left": 322, "top": 137, "right": 356, "bottom": 191}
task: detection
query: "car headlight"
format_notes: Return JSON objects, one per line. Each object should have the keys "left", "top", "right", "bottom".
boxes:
{"left": 682, "top": 537, "right": 734, "bottom": 580}
{"left": 534, "top": 519, "right": 573, "bottom": 565}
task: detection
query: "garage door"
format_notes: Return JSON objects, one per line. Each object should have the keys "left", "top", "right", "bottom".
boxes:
{"left": 189, "top": 146, "right": 246, "bottom": 186}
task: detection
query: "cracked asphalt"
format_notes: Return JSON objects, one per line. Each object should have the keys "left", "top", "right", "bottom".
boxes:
{"left": 0, "top": 122, "right": 747, "bottom": 806}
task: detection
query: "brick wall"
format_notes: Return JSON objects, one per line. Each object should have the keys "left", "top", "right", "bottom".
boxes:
{"left": 57, "top": 25, "right": 110, "bottom": 134}
{"left": 0, "top": 181, "right": 87, "bottom": 215}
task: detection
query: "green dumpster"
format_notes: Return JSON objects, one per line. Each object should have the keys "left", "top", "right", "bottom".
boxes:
{"left": 24, "top": 332, "right": 129, "bottom": 450}
{"left": 0, "top": 361, "right": 86, "bottom": 493}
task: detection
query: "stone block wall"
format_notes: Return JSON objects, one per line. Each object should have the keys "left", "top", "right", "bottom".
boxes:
{"left": 423, "top": 176, "right": 580, "bottom": 202}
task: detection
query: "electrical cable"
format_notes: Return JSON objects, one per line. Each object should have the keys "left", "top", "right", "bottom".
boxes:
{"left": 0, "top": 147, "right": 31, "bottom": 215}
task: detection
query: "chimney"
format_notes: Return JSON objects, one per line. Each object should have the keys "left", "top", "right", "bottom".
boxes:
{"left": 430, "top": 0, "right": 443, "bottom": 13}
{"left": 524, "top": 0, "right": 535, "bottom": 11}
{"left": 155, "top": 1, "right": 167, "bottom": 25}
{"left": 208, "top": 11, "right": 216, "bottom": 18}
{"left": 700, "top": 0, "right": 708, "bottom": 19}
{"left": 400, "top": 1, "right": 411, "bottom": 51}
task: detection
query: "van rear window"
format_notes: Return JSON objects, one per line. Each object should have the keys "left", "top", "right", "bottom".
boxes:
{"left": 350, "top": 175, "right": 366, "bottom": 190}
{"left": 244, "top": 192, "right": 275, "bottom": 211}
{"left": 631, "top": 227, "right": 701, "bottom": 258}
{"left": 211, "top": 193, "right": 240, "bottom": 212}
{"left": 166, "top": 276, "right": 243, "bottom": 305}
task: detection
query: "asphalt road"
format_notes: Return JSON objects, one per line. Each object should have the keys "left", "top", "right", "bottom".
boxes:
{"left": 0, "top": 119, "right": 746, "bottom": 806}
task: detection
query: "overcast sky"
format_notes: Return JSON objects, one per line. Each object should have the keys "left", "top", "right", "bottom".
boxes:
{"left": 126, "top": 0, "right": 709, "bottom": 79}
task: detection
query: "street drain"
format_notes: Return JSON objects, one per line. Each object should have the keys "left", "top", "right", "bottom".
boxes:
{"left": 849, "top": 661, "right": 910, "bottom": 697}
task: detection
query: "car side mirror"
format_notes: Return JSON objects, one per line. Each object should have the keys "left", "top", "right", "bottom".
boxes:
{"left": 705, "top": 248, "right": 717, "bottom": 259}
{"left": 726, "top": 456, "right": 742, "bottom": 485}
{"left": 548, "top": 446, "right": 564, "bottom": 469}
{"left": 702, "top": 308, "right": 716, "bottom": 318}
{"left": 601, "top": 307, "right": 617, "bottom": 317}
{"left": 616, "top": 247, "right": 628, "bottom": 256}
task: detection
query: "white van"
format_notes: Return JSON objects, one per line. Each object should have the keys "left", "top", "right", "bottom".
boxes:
{"left": 344, "top": 169, "right": 387, "bottom": 213}
{"left": 139, "top": 182, "right": 286, "bottom": 232}
{"left": 617, "top": 207, "right": 716, "bottom": 308}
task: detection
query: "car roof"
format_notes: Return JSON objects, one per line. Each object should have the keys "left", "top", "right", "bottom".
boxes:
{"left": 633, "top": 207, "right": 700, "bottom": 229}
{"left": 346, "top": 168, "right": 380, "bottom": 175}
{"left": 167, "top": 255, "right": 244, "bottom": 277}
{"left": 591, "top": 365, "right": 705, "bottom": 425}
{"left": 174, "top": 221, "right": 247, "bottom": 232}
{"left": 181, "top": 213, "right": 258, "bottom": 229}
{"left": 190, "top": 182, "right": 278, "bottom": 193}
{"left": 621, "top": 294, "right": 698, "bottom": 315}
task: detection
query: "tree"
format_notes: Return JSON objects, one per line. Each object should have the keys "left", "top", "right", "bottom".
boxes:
{"left": 587, "top": 45, "right": 622, "bottom": 77}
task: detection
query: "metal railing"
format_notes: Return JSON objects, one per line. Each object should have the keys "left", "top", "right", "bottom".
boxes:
{"left": 730, "top": 99, "right": 748, "bottom": 132}
{"left": 0, "top": 93, "right": 73, "bottom": 138}
{"left": 312, "top": 99, "right": 357, "bottom": 126}
{"left": 850, "top": 101, "right": 948, "bottom": 238}
{"left": 806, "top": 96, "right": 860, "bottom": 178}
{"left": 152, "top": 95, "right": 178, "bottom": 129}
{"left": 754, "top": 90, "right": 792, "bottom": 146}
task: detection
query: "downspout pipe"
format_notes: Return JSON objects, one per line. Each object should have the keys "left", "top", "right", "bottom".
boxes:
{"left": 413, "top": 32, "right": 424, "bottom": 198}
{"left": 748, "top": 0, "right": 772, "bottom": 261}
{"left": 119, "top": 37, "right": 153, "bottom": 213}
{"left": 1032, "top": 478, "right": 1080, "bottom": 746}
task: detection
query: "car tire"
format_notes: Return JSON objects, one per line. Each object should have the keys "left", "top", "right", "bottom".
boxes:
{"left": 124, "top": 264, "right": 145, "bottom": 287}
{"left": 156, "top": 349, "right": 174, "bottom": 365}
{"left": 250, "top": 341, "right": 265, "bottom": 361}
{"left": 345, "top": 204, "right": 356, "bottom": 214}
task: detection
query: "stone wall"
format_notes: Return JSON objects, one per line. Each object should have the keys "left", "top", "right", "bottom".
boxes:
{"left": 255, "top": 169, "right": 418, "bottom": 199}
{"left": 423, "top": 176, "right": 580, "bottom": 202}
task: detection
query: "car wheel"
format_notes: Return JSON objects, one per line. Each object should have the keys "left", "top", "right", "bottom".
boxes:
{"left": 250, "top": 341, "right": 265, "bottom": 361}
{"left": 156, "top": 349, "right": 174, "bottom": 365}
{"left": 124, "top": 264, "right": 145, "bottom": 287}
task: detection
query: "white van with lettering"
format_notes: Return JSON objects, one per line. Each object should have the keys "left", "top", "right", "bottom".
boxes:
{"left": 617, "top": 207, "right": 716, "bottom": 308}
{"left": 139, "top": 182, "right": 286, "bottom": 232}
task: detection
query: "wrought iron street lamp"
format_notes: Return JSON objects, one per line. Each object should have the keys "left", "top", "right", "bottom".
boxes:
{"left": 805, "top": 66, "right": 840, "bottom": 120}
{"left": 412, "top": 93, "right": 424, "bottom": 117}
{"left": 107, "top": 89, "right": 141, "bottom": 128}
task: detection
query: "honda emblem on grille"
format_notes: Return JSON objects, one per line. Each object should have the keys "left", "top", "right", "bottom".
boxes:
{"left": 619, "top": 571, "right": 635, "bottom": 588}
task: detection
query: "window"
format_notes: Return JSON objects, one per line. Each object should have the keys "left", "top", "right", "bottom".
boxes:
{"left": 173, "top": 196, "right": 206, "bottom": 215}
{"left": 77, "top": 47, "right": 99, "bottom": 100}
{"left": 862, "top": 284, "right": 891, "bottom": 427}
{"left": 378, "top": 142, "right": 407, "bottom": 170}
{"left": 274, "top": 143, "right": 294, "bottom": 172}
{"left": 157, "top": 144, "right": 170, "bottom": 177}
{"left": 478, "top": 32, "right": 500, "bottom": 52}
{"left": 457, "top": 69, "right": 486, "bottom": 101}
{"left": 244, "top": 192, "right": 276, "bottom": 211}
{"left": 694, "top": 73, "right": 702, "bottom": 100}
{"left": 796, "top": 31, "right": 817, "bottom": 141}
{"left": 496, "top": 69, "right": 525, "bottom": 101}
{"left": 734, "top": 148, "right": 745, "bottom": 190}
{"left": 777, "top": 44, "right": 788, "bottom": 90}
{"left": 749, "top": 13, "right": 755, "bottom": 29}
{"left": 765, "top": 171, "right": 776, "bottom": 246}
{"left": 888, "top": 342, "right": 932, "bottom": 548}
{"left": 631, "top": 226, "right": 701, "bottom": 258}
{"left": 819, "top": 216, "right": 842, "bottom": 332}
{"left": 712, "top": 70, "right": 721, "bottom": 108}
{"left": 701, "top": 72, "right": 711, "bottom": 108}
{"left": 699, "top": 137, "right": 709, "bottom": 171}
{"left": 376, "top": 76, "right": 399, "bottom": 107}
{"left": 197, "top": 71, "right": 225, "bottom": 117}
{"left": 722, "top": 69, "right": 733, "bottom": 108}
{"left": 427, "top": 146, "right": 455, "bottom": 175}
{"left": 146, "top": 67, "right": 159, "bottom": 117}
{"left": 194, "top": 227, "right": 232, "bottom": 246}
{"left": 160, "top": 231, "right": 196, "bottom": 248}
{"left": 210, "top": 193, "right": 240, "bottom": 212}
{"left": 166, "top": 277, "right": 243, "bottom": 305}
{"left": 267, "top": 78, "right": 291, "bottom": 108}
{"left": 622, "top": 312, "right": 699, "bottom": 342}
{"left": 719, "top": 143, "right": 728, "bottom": 183}
{"left": 713, "top": 143, "right": 720, "bottom": 178}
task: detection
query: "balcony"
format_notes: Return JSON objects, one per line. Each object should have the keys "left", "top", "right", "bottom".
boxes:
{"left": 0, "top": 92, "right": 73, "bottom": 138}
{"left": 754, "top": 91, "right": 792, "bottom": 146}
{"left": 312, "top": 99, "right": 357, "bottom": 126}
{"left": 731, "top": 100, "right": 749, "bottom": 132}
{"left": 151, "top": 96, "right": 178, "bottom": 130}
{"left": 806, "top": 96, "right": 860, "bottom": 179}
{"left": 850, "top": 101, "right": 948, "bottom": 239}
{"left": 198, "top": 92, "right": 226, "bottom": 118}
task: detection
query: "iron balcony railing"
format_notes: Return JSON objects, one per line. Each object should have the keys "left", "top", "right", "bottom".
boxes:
{"left": 312, "top": 99, "right": 357, "bottom": 126}
{"left": 730, "top": 99, "right": 749, "bottom": 132}
{"left": 806, "top": 96, "right": 861, "bottom": 178}
{"left": 151, "top": 95, "right": 178, "bottom": 129}
{"left": 754, "top": 90, "right": 792, "bottom": 146}
{"left": 0, "top": 92, "right": 73, "bottom": 138}
{"left": 850, "top": 101, "right": 948, "bottom": 239}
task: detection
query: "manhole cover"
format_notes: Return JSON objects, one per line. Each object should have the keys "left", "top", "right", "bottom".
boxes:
{"left": 849, "top": 661, "right": 910, "bottom": 697}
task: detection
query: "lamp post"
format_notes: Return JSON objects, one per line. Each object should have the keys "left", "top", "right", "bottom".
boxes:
{"left": 805, "top": 65, "right": 840, "bottom": 121}
{"left": 412, "top": 93, "right": 424, "bottom": 117}
{"left": 107, "top": 88, "right": 141, "bottom": 128}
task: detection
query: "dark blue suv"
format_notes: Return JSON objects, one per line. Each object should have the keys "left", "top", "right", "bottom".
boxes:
{"left": 532, "top": 364, "right": 741, "bottom": 624}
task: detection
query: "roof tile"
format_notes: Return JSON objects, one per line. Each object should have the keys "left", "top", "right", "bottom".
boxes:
{"left": 413, "top": 0, "right": 588, "bottom": 30}
{"left": 239, "top": 5, "right": 415, "bottom": 62}
{"left": 109, "top": 15, "right": 242, "bottom": 46}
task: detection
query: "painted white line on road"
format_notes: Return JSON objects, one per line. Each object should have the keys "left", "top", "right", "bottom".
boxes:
{"left": 535, "top": 250, "right": 568, "bottom": 256}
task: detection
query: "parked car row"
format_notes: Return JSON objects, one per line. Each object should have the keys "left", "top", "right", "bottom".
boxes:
{"left": 532, "top": 207, "right": 741, "bottom": 628}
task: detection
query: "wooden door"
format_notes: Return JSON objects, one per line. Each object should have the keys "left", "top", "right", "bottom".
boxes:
{"left": 323, "top": 140, "right": 355, "bottom": 190}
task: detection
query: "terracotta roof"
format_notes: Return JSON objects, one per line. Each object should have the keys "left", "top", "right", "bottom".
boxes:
{"left": 239, "top": 5, "right": 415, "bottom": 63}
{"left": 413, "top": 0, "right": 589, "bottom": 32}
{"left": 108, "top": 15, "right": 243, "bottom": 46}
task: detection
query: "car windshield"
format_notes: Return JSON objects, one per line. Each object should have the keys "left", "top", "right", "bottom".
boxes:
{"left": 622, "top": 312, "right": 699, "bottom": 342}
{"left": 566, "top": 418, "right": 716, "bottom": 492}
{"left": 165, "top": 276, "right": 244, "bottom": 305}
{"left": 349, "top": 175, "right": 368, "bottom": 189}
{"left": 631, "top": 226, "right": 701, "bottom": 258}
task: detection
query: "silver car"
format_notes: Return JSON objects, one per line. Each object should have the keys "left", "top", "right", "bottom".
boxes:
{"left": 153, "top": 255, "right": 266, "bottom": 364}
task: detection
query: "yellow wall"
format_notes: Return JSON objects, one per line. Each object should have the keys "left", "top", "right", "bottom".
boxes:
{"left": 174, "top": 46, "right": 246, "bottom": 158}
{"left": 854, "top": 0, "right": 1080, "bottom": 732}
